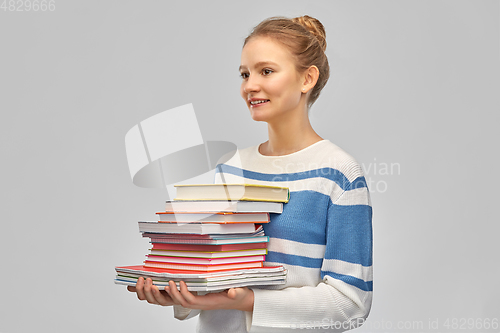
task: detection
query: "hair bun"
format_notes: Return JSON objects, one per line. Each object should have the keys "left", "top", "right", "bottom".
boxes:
{"left": 292, "top": 15, "right": 327, "bottom": 52}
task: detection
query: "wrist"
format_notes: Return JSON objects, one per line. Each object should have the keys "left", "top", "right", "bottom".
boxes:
{"left": 241, "top": 289, "right": 254, "bottom": 312}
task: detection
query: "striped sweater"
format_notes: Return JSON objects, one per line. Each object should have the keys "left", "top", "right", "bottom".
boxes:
{"left": 174, "top": 140, "right": 373, "bottom": 333}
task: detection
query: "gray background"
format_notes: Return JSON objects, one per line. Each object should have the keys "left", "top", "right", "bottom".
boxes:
{"left": 1, "top": 1, "right": 499, "bottom": 332}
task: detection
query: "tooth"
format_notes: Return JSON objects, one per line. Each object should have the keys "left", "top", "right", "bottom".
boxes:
{"left": 250, "top": 100, "right": 268, "bottom": 104}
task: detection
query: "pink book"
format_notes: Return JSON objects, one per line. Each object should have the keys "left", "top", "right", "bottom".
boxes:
{"left": 145, "top": 254, "right": 265, "bottom": 265}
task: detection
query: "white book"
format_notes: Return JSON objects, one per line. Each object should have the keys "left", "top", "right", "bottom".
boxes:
{"left": 114, "top": 265, "right": 287, "bottom": 291}
{"left": 138, "top": 221, "right": 257, "bottom": 234}
{"left": 156, "top": 212, "right": 270, "bottom": 223}
{"left": 164, "top": 200, "right": 283, "bottom": 213}
{"left": 147, "top": 235, "right": 269, "bottom": 245}
{"left": 114, "top": 276, "right": 286, "bottom": 292}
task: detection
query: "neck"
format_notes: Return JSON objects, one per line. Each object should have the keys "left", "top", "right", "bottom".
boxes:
{"left": 261, "top": 107, "right": 323, "bottom": 156}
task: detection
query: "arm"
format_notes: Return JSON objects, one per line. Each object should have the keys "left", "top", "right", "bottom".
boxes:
{"left": 165, "top": 281, "right": 254, "bottom": 312}
{"left": 248, "top": 185, "right": 373, "bottom": 332}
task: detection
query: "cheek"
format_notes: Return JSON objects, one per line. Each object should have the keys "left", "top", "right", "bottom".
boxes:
{"left": 240, "top": 84, "right": 246, "bottom": 100}
{"left": 271, "top": 75, "right": 299, "bottom": 98}
{"left": 272, "top": 80, "right": 301, "bottom": 106}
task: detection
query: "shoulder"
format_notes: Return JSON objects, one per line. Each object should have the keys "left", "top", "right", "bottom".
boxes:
{"left": 303, "top": 140, "right": 365, "bottom": 183}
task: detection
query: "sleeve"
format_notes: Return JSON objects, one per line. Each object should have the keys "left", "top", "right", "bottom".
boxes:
{"left": 173, "top": 306, "right": 200, "bottom": 321}
{"left": 247, "top": 179, "right": 373, "bottom": 332}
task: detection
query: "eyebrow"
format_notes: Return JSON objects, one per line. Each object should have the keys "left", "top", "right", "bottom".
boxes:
{"left": 239, "top": 61, "right": 279, "bottom": 72}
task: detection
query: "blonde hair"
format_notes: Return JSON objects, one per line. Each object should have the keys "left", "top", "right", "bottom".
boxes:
{"left": 244, "top": 15, "right": 330, "bottom": 109}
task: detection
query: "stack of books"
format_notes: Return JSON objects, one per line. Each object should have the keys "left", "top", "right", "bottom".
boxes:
{"left": 115, "top": 184, "right": 289, "bottom": 291}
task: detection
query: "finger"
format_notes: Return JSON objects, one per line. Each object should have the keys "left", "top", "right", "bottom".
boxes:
{"left": 179, "top": 281, "right": 197, "bottom": 305}
{"left": 127, "top": 286, "right": 136, "bottom": 292}
{"left": 143, "top": 278, "right": 159, "bottom": 304}
{"left": 227, "top": 288, "right": 237, "bottom": 299}
{"left": 136, "top": 277, "right": 146, "bottom": 301}
{"left": 164, "top": 285, "right": 175, "bottom": 302}
{"left": 151, "top": 285, "right": 174, "bottom": 306}
{"left": 227, "top": 287, "right": 248, "bottom": 299}
{"left": 167, "top": 280, "right": 187, "bottom": 307}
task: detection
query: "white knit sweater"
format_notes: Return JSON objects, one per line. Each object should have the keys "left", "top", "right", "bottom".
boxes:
{"left": 174, "top": 140, "right": 373, "bottom": 333}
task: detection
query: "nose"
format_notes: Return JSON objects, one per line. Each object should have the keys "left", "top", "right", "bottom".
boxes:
{"left": 242, "top": 74, "right": 260, "bottom": 94}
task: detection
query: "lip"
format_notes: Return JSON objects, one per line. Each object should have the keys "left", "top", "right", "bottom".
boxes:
{"left": 248, "top": 98, "right": 270, "bottom": 107}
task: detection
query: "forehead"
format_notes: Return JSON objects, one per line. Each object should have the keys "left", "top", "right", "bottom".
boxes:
{"left": 240, "top": 36, "right": 295, "bottom": 68}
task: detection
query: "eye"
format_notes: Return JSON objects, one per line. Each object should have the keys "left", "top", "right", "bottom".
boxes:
{"left": 262, "top": 68, "right": 273, "bottom": 76}
{"left": 239, "top": 72, "right": 249, "bottom": 79}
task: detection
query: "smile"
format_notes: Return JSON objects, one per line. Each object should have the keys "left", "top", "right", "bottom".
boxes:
{"left": 250, "top": 99, "right": 270, "bottom": 106}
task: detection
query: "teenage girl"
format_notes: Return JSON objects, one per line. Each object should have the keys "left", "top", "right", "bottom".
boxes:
{"left": 128, "top": 15, "right": 373, "bottom": 333}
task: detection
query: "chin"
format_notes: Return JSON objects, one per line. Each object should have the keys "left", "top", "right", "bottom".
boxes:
{"left": 249, "top": 110, "right": 270, "bottom": 123}
{"left": 249, "top": 103, "right": 274, "bottom": 120}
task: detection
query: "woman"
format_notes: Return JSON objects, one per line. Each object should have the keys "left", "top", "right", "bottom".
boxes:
{"left": 128, "top": 15, "right": 373, "bottom": 332}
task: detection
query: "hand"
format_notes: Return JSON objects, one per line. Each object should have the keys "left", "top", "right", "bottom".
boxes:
{"left": 165, "top": 280, "right": 254, "bottom": 312}
{"left": 127, "top": 277, "right": 180, "bottom": 306}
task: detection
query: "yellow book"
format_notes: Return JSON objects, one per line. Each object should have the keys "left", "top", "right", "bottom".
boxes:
{"left": 174, "top": 184, "right": 290, "bottom": 203}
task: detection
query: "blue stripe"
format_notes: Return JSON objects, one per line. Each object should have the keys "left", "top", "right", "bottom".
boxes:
{"left": 263, "top": 191, "right": 329, "bottom": 245}
{"left": 267, "top": 251, "right": 323, "bottom": 268}
{"left": 325, "top": 203, "right": 373, "bottom": 266}
{"left": 321, "top": 271, "right": 373, "bottom": 292}
{"left": 215, "top": 163, "right": 373, "bottom": 268}
{"left": 349, "top": 176, "right": 368, "bottom": 190}
{"left": 215, "top": 164, "right": 367, "bottom": 190}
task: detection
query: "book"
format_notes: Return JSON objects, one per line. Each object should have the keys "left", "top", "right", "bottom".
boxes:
{"left": 145, "top": 254, "right": 266, "bottom": 265}
{"left": 143, "top": 261, "right": 263, "bottom": 271}
{"left": 174, "top": 184, "right": 290, "bottom": 203}
{"left": 150, "top": 242, "right": 268, "bottom": 252}
{"left": 138, "top": 221, "right": 257, "bottom": 234}
{"left": 114, "top": 275, "right": 286, "bottom": 291}
{"left": 164, "top": 200, "right": 283, "bottom": 213}
{"left": 115, "top": 183, "right": 290, "bottom": 291}
{"left": 147, "top": 235, "right": 269, "bottom": 245}
{"left": 115, "top": 275, "right": 286, "bottom": 291}
{"left": 114, "top": 265, "right": 287, "bottom": 291}
{"left": 115, "top": 265, "right": 286, "bottom": 279}
{"left": 149, "top": 248, "right": 267, "bottom": 258}
{"left": 142, "top": 224, "right": 264, "bottom": 238}
{"left": 156, "top": 212, "right": 270, "bottom": 224}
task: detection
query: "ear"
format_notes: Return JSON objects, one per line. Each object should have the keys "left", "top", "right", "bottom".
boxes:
{"left": 301, "top": 65, "right": 320, "bottom": 93}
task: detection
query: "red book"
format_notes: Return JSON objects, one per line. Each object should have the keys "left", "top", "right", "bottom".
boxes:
{"left": 145, "top": 255, "right": 266, "bottom": 265}
{"left": 151, "top": 242, "right": 268, "bottom": 252}
{"left": 148, "top": 248, "right": 267, "bottom": 259}
{"left": 143, "top": 261, "right": 263, "bottom": 272}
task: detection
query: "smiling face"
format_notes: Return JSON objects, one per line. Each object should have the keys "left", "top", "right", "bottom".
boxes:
{"left": 239, "top": 36, "right": 306, "bottom": 124}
